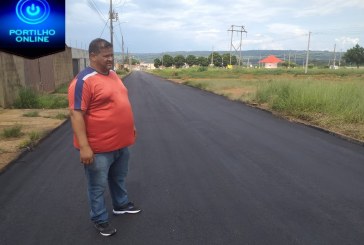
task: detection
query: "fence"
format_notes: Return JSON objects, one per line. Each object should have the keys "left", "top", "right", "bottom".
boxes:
{"left": 0, "top": 47, "right": 74, "bottom": 108}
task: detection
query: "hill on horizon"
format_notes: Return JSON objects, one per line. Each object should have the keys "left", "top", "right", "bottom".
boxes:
{"left": 115, "top": 49, "right": 344, "bottom": 66}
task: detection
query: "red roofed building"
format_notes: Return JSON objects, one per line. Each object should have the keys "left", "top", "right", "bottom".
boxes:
{"left": 259, "top": 55, "right": 283, "bottom": 68}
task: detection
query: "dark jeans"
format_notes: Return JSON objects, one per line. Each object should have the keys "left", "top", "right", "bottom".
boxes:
{"left": 84, "top": 147, "right": 130, "bottom": 224}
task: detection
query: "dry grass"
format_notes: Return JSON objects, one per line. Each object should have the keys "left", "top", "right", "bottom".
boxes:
{"left": 0, "top": 108, "right": 69, "bottom": 171}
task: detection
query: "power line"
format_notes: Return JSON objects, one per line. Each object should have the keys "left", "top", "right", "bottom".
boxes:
{"left": 249, "top": 34, "right": 308, "bottom": 44}
{"left": 87, "top": 0, "right": 107, "bottom": 22}
{"left": 114, "top": 0, "right": 127, "bottom": 9}
{"left": 99, "top": 20, "right": 109, "bottom": 37}
{"left": 116, "top": 20, "right": 126, "bottom": 64}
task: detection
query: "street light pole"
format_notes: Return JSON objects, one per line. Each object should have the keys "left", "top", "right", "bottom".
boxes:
{"left": 109, "top": 0, "right": 114, "bottom": 69}
{"left": 305, "top": 31, "right": 311, "bottom": 74}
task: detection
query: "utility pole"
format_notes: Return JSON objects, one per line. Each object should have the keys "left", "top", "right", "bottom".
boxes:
{"left": 211, "top": 46, "right": 214, "bottom": 66}
{"left": 288, "top": 52, "right": 291, "bottom": 68}
{"left": 333, "top": 43, "right": 336, "bottom": 68}
{"left": 109, "top": 0, "right": 113, "bottom": 45}
{"left": 122, "top": 35, "right": 125, "bottom": 66}
{"left": 109, "top": 0, "right": 118, "bottom": 69}
{"left": 339, "top": 49, "right": 342, "bottom": 67}
{"left": 259, "top": 53, "right": 262, "bottom": 68}
{"left": 228, "top": 25, "right": 247, "bottom": 66}
{"left": 126, "top": 48, "right": 129, "bottom": 68}
{"left": 109, "top": 0, "right": 114, "bottom": 69}
{"left": 294, "top": 52, "right": 297, "bottom": 64}
{"left": 305, "top": 31, "right": 311, "bottom": 74}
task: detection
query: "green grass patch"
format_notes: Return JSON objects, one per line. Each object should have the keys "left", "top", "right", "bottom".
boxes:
{"left": 0, "top": 147, "right": 7, "bottom": 153}
{"left": 18, "top": 131, "right": 43, "bottom": 149}
{"left": 54, "top": 113, "right": 69, "bottom": 120}
{"left": 23, "top": 111, "right": 40, "bottom": 117}
{"left": 1, "top": 125, "right": 23, "bottom": 138}
{"left": 13, "top": 87, "right": 68, "bottom": 109}
{"left": 13, "top": 88, "right": 39, "bottom": 109}
{"left": 151, "top": 67, "right": 364, "bottom": 80}
{"left": 255, "top": 80, "right": 364, "bottom": 123}
{"left": 54, "top": 83, "right": 69, "bottom": 94}
{"left": 38, "top": 94, "right": 68, "bottom": 109}
{"left": 116, "top": 69, "right": 130, "bottom": 76}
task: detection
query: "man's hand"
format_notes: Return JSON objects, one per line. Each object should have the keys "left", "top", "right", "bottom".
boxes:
{"left": 80, "top": 145, "right": 94, "bottom": 165}
{"left": 69, "top": 109, "right": 94, "bottom": 165}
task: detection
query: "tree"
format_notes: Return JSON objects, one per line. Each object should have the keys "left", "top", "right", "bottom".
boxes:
{"left": 186, "top": 55, "right": 197, "bottom": 67}
{"left": 230, "top": 55, "right": 238, "bottom": 66}
{"left": 196, "top": 56, "right": 209, "bottom": 67}
{"left": 222, "top": 53, "right": 238, "bottom": 67}
{"left": 281, "top": 61, "right": 297, "bottom": 68}
{"left": 125, "top": 56, "right": 139, "bottom": 65}
{"left": 154, "top": 58, "right": 161, "bottom": 68}
{"left": 344, "top": 44, "right": 364, "bottom": 68}
{"left": 162, "top": 54, "right": 174, "bottom": 67}
{"left": 174, "top": 55, "right": 186, "bottom": 68}
{"left": 208, "top": 52, "right": 223, "bottom": 67}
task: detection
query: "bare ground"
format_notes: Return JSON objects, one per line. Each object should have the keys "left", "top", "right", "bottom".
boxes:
{"left": 0, "top": 108, "right": 69, "bottom": 172}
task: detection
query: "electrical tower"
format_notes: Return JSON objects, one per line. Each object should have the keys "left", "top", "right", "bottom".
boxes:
{"left": 227, "top": 25, "right": 247, "bottom": 66}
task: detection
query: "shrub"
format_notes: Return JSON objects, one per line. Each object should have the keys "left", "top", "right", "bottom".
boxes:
{"left": 54, "top": 83, "right": 69, "bottom": 94}
{"left": 255, "top": 79, "right": 364, "bottom": 123}
{"left": 23, "top": 111, "right": 39, "bottom": 117}
{"left": 116, "top": 69, "right": 129, "bottom": 76}
{"left": 38, "top": 94, "right": 68, "bottom": 109}
{"left": 12, "top": 87, "right": 69, "bottom": 109}
{"left": 13, "top": 88, "right": 39, "bottom": 109}
{"left": 18, "top": 131, "right": 43, "bottom": 149}
{"left": 54, "top": 113, "right": 69, "bottom": 120}
{"left": 198, "top": 66, "right": 208, "bottom": 72}
{"left": 1, "top": 125, "right": 23, "bottom": 138}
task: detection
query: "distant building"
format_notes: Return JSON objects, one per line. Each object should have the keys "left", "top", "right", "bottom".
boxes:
{"left": 71, "top": 48, "right": 89, "bottom": 76}
{"left": 139, "top": 62, "right": 155, "bottom": 70}
{"left": 259, "top": 55, "right": 283, "bottom": 68}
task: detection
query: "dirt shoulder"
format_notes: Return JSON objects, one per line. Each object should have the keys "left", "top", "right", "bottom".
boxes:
{"left": 0, "top": 108, "right": 69, "bottom": 172}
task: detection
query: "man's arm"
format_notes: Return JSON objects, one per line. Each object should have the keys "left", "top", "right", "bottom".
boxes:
{"left": 69, "top": 109, "right": 94, "bottom": 165}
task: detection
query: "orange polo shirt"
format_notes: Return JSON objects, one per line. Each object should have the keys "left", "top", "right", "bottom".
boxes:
{"left": 68, "top": 67, "right": 135, "bottom": 153}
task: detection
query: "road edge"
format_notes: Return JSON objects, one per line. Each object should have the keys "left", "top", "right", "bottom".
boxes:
{"left": 149, "top": 72, "right": 364, "bottom": 147}
{"left": 0, "top": 119, "right": 70, "bottom": 174}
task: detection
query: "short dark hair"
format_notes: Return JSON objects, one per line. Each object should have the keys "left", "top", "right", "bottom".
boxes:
{"left": 88, "top": 38, "right": 113, "bottom": 55}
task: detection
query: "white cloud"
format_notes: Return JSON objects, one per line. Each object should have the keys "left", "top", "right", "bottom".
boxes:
{"left": 335, "top": 36, "right": 360, "bottom": 50}
{"left": 65, "top": 0, "right": 364, "bottom": 52}
{"left": 266, "top": 24, "right": 308, "bottom": 36}
{"left": 295, "top": 0, "right": 364, "bottom": 17}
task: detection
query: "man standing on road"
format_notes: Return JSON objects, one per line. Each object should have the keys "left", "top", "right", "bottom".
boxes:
{"left": 68, "top": 38, "right": 141, "bottom": 237}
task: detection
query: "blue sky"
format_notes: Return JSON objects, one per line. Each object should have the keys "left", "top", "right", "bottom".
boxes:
{"left": 66, "top": 0, "right": 364, "bottom": 53}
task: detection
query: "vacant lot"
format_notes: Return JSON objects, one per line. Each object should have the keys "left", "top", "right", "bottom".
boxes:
{"left": 0, "top": 108, "right": 69, "bottom": 172}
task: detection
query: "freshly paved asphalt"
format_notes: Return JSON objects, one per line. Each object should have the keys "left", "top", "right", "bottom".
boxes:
{"left": 1, "top": 71, "right": 364, "bottom": 245}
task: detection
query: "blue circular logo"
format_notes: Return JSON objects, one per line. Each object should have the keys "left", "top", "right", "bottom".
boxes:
{"left": 16, "top": 0, "right": 50, "bottom": 25}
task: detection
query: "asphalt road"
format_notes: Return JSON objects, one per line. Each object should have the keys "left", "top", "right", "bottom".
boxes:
{"left": 1, "top": 71, "right": 364, "bottom": 245}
